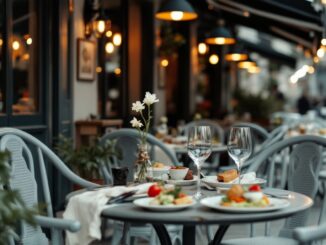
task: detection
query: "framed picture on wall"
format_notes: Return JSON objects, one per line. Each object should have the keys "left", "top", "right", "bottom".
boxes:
{"left": 77, "top": 38, "right": 96, "bottom": 81}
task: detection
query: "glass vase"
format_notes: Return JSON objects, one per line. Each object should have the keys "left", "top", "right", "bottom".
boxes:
{"left": 134, "top": 144, "right": 153, "bottom": 183}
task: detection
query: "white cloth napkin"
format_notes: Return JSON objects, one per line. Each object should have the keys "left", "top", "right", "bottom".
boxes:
{"left": 230, "top": 172, "right": 256, "bottom": 184}
{"left": 63, "top": 183, "right": 153, "bottom": 245}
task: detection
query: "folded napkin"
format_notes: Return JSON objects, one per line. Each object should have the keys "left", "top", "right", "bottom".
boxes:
{"left": 63, "top": 183, "right": 153, "bottom": 245}
{"left": 230, "top": 172, "right": 256, "bottom": 184}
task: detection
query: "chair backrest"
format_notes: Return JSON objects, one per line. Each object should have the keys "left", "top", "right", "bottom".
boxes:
{"left": 183, "top": 119, "right": 224, "bottom": 144}
{"left": 99, "top": 128, "right": 179, "bottom": 183}
{"left": 246, "top": 135, "right": 326, "bottom": 237}
{"left": 0, "top": 128, "right": 97, "bottom": 244}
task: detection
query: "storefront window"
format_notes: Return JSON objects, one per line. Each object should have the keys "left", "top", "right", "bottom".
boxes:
{"left": 12, "top": 0, "right": 39, "bottom": 115}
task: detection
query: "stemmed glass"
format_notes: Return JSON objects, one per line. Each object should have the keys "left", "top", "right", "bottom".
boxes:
{"left": 227, "top": 127, "right": 252, "bottom": 184}
{"left": 187, "top": 126, "right": 212, "bottom": 200}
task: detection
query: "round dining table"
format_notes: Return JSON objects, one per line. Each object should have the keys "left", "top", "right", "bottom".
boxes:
{"left": 101, "top": 187, "right": 313, "bottom": 245}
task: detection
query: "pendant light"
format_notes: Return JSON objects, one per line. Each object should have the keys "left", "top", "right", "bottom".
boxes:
{"left": 238, "top": 57, "right": 256, "bottom": 69}
{"left": 156, "top": 0, "right": 198, "bottom": 21}
{"left": 205, "top": 20, "right": 235, "bottom": 45}
{"left": 225, "top": 45, "right": 248, "bottom": 62}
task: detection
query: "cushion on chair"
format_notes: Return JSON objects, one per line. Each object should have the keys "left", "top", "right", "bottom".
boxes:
{"left": 221, "top": 236, "right": 298, "bottom": 245}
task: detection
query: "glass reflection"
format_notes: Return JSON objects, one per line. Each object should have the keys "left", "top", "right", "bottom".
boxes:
{"left": 12, "top": 0, "right": 38, "bottom": 115}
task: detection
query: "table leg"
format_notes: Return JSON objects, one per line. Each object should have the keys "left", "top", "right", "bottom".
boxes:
{"left": 183, "top": 225, "right": 196, "bottom": 245}
{"left": 152, "top": 224, "right": 172, "bottom": 245}
{"left": 210, "top": 225, "right": 230, "bottom": 245}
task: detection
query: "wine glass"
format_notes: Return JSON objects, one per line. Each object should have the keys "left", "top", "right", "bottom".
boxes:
{"left": 227, "top": 127, "right": 252, "bottom": 184}
{"left": 187, "top": 126, "right": 212, "bottom": 200}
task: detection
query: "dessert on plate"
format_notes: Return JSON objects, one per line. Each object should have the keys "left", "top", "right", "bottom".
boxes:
{"left": 220, "top": 184, "right": 269, "bottom": 208}
{"left": 217, "top": 169, "right": 238, "bottom": 182}
{"left": 147, "top": 184, "right": 193, "bottom": 206}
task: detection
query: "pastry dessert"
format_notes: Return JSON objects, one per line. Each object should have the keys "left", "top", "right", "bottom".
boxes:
{"left": 217, "top": 169, "right": 238, "bottom": 182}
{"left": 184, "top": 170, "right": 193, "bottom": 180}
{"left": 153, "top": 162, "right": 166, "bottom": 168}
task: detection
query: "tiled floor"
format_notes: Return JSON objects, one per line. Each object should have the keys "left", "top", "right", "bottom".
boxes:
{"left": 93, "top": 197, "right": 324, "bottom": 245}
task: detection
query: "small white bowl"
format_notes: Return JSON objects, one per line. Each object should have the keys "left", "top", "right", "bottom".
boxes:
{"left": 169, "top": 167, "right": 189, "bottom": 180}
{"left": 152, "top": 166, "right": 170, "bottom": 178}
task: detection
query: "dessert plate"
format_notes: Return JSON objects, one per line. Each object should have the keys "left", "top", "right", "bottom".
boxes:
{"left": 202, "top": 176, "right": 266, "bottom": 189}
{"left": 201, "top": 196, "right": 290, "bottom": 213}
{"left": 134, "top": 197, "right": 196, "bottom": 211}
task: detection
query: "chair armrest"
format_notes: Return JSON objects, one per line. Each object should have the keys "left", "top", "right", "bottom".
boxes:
{"left": 34, "top": 215, "right": 80, "bottom": 232}
{"left": 293, "top": 224, "right": 326, "bottom": 243}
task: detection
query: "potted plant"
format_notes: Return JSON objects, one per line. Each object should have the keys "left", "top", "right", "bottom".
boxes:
{"left": 55, "top": 135, "right": 121, "bottom": 186}
{"left": 0, "top": 151, "right": 37, "bottom": 243}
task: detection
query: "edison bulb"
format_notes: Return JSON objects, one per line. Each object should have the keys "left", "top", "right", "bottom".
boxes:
{"left": 105, "top": 42, "right": 114, "bottom": 54}
{"left": 170, "top": 11, "right": 184, "bottom": 21}
{"left": 198, "top": 43, "right": 207, "bottom": 55}
{"left": 209, "top": 54, "right": 219, "bottom": 64}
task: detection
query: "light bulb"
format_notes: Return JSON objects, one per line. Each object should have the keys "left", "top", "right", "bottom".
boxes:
{"left": 198, "top": 43, "right": 207, "bottom": 55}
{"left": 209, "top": 54, "right": 219, "bottom": 64}
{"left": 97, "top": 20, "right": 106, "bottom": 33}
{"left": 113, "top": 33, "right": 122, "bottom": 46}
{"left": 161, "top": 59, "right": 169, "bottom": 67}
{"left": 170, "top": 11, "right": 184, "bottom": 21}
{"left": 106, "top": 30, "right": 112, "bottom": 37}
{"left": 26, "top": 37, "right": 32, "bottom": 45}
{"left": 322, "top": 38, "right": 326, "bottom": 46}
{"left": 0, "top": 39, "right": 3, "bottom": 46}
{"left": 12, "top": 41, "right": 20, "bottom": 50}
{"left": 105, "top": 42, "right": 114, "bottom": 54}
{"left": 317, "top": 47, "right": 325, "bottom": 58}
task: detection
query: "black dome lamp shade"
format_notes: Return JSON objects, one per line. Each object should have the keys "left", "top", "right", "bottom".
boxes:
{"left": 155, "top": 0, "right": 198, "bottom": 21}
{"left": 205, "top": 26, "right": 236, "bottom": 45}
{"left": 225, "top": 45, "right": 248, "bottom": 61}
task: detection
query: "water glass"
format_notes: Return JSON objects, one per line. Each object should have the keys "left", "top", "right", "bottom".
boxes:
{"left": 187, "top": 126, "right": 212, "bottom": 200}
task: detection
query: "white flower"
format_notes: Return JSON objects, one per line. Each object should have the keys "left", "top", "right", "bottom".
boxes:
{"left": 160, "top": 116, "right": 168, "bottom": 123}
{"left": 130, "top": 117, "right": 143, "bottom": 128}
{"left": 143, "top": 92, "right": 159, "bottom": 105}
{"left": 132, "top": 101, "right": 145, "bottom": 112}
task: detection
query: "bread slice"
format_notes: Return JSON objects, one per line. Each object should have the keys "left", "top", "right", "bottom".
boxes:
{"left": 217, "top": 169, "right": 238, "bottom": 182}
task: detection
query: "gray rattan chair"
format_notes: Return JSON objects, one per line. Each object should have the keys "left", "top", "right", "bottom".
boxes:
{"left": 0, "top": 128, "right": 98, "bottom": 245}
{"left": 219, "top": 135, "right": 326, "bottom": 245}
{"left": 99, "top": 128, "right": 181, "bottom": 245}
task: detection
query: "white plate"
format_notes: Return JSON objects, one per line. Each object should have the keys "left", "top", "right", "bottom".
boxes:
{"left": 200, "top": 196, "right": 290, "bottom": 213}
{"left": 166, "top": 176, "right": 198, "bottom": 186}
{"left": 133, "top": 197, "right": 196, "bottom": 211}
{"left": 202, "top": 176, "right": 266, "bottom": 189}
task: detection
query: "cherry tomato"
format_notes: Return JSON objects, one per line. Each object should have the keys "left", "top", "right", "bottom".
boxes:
{"left": 249, "top": 185, "right": 261, "bottom": 192}
{"left": 147, "top": 184, "right": 162, "bottom": 197}
{"left": 178, "top": 192, "right": 187, "bottom": 198}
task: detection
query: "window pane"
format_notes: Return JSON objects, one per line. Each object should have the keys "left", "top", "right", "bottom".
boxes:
{"left": 12, "top": 0, "right": 38, "bottom": 115}
{"left": 0, "top": 0, "right": 5, "bottom": 114}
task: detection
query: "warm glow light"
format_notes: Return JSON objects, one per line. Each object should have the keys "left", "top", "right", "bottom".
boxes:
{"left": 113, "top": 33, "right": 122, "bottom": 46}
{"left": 248, "top": 66, "right": 261, "bottom": 74}
{"left": 209, "top": 54, "right": 219, "bottom": 65}
{"left": 238, "top": 60, "right": 256, "bottom": 69}
{"left": 307, "top": 66, "right": 315, "bottom": 74}
{"left": 243, "top": 11, "right": 250, "bottom": 17}
{"left": 290, "top": 76, "right": 298, "bottom": 84}
{"left": 317, "top": 47, "right": 325, "bottom": 58}
{"left": 0, "top": 39, "right": 3, "bottom": 46}
{"left": 215, "top": 37, "right": 228, "bottom": 45}
{"left": 106, "top": 30, "right": 113, "bottom": 37}
{"left": 22, "top": 53, "right": 30, "bottom": 60}
{"left": 198, "top": 43, "right": 207, "bottom": 55}
{"left": 322, "top": 39, "right": 326, "bottom": 46}
{"left": 12, "top": 41, "right": 20, "bottom": 50}
{"left": 105, "top": 42, "right": 114, "bottom": 54}
{"left": 314, "top": 56, "right": 319, "bottom": 63}
{"left": 26, "top": 38, "right": 32, "bottom": 45}
{"left": 170, "top": 11, "right": 184, "bottom": 21}
{"left": 322, "top": 0, "right": 326, "bottom": 4}
{"left": 114, "top": 68, "right": 121, "bottom": 75}
{"left": 225, "top": 53, "right": 248, "bottom": 61}
{"left": 97, "top": 20, "right": 106, "bottom": 34}
{"left": 161, "top": 59, "right": 169, "bottom": 67}
{"left": 96, "top": 66, "right": 102, "bottom": 73}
